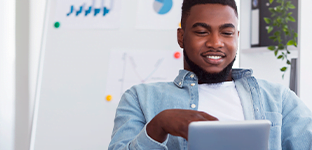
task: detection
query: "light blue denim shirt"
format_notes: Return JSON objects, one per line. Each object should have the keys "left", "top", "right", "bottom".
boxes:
{"left": 109, "top": 69, "right": 312, "bottom": 150}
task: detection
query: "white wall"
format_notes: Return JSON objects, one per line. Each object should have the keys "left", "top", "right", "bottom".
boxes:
{"left": 0, "top": 0, "right": 15, "bottom": 150}
{"left": 298, "top": 0, "right": 312, "bottom": 109}
{"left": 15, "top": 0, "right": 31, "bottom": 149}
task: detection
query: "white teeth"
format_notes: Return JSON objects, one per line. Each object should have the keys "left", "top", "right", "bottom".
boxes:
{"left": 207, "top": 56, "right": 222, "bottom": 59}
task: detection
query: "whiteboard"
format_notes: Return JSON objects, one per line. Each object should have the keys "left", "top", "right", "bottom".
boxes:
{"left": 30, "top": 0, "right": 183, "bottom": 149}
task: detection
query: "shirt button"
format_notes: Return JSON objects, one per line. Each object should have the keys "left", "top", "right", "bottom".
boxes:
{"left": 179, "top": 82, "right": 182, "bottom": 86}
{"left": 256, "top": 108, "right": 259, "bottom": 112}
{"left": 190, "top": 74, "right": 195, "bottom": 78}
{"left": 191, "top": 83, "right": 195, "bottom": 86}
{"left": 191, "top": 104, "right": 196, "bottom": 108}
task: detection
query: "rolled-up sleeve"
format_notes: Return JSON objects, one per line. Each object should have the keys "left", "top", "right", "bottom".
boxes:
{"left": 108, "top": 89, "right": 168, "bottom": 150}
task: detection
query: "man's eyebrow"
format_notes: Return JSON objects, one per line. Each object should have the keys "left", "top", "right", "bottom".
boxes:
{"left": 192, "top": 22, "right": 211, "bottom": 30}
{"left": 192, "top": 23, "right": 235, "bottom": 30}
{"left": 219, "top": 23, "right": 235, "bottom": 30}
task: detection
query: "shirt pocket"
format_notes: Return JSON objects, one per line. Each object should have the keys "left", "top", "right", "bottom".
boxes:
{"left": 265, "top": 112, "right": 282, "bottom": 150}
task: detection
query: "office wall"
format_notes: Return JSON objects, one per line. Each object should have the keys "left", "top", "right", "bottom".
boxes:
{"left": 0, "top": 1, "right": 15, "bottom": 150}
{"left": 298, "top": 0, "right": 312, "bottom": 109}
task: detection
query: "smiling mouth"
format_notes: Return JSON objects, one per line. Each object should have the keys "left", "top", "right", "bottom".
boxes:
{"left": 206, "top": 55, "right": 222, "bottom": 60}
{"left": 200, "top": 50, "right": 226, "bottom": 65}
{"left": 202, "top": 54, "right": 226, "bottom": 65}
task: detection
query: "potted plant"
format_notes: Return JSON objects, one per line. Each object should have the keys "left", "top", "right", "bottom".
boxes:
{"left": 264, "top": 0, "right": 298, "bottom": 78}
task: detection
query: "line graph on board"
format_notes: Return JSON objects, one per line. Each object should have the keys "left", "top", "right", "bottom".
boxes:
{"left": 105, "top": 51, "right": 183, "bottom": 103}
{"left": 66, "top": 0, "right": 114, "bottom": 17}
{"left": 119, "top": 53, "right": 166, "bottom": 95}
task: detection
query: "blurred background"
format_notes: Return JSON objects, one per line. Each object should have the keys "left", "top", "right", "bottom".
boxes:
{"left": 0, "top": 0, "right": 311, "bottom": 150}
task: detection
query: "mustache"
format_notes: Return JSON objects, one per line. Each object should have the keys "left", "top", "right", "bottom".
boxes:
{"left": 201, "top": 49, "right": 226, "bottom": 57}
{"left": 182, "top": 43, "right": 226, "bottom": 56}
{"left": 204, "top": 49, "right": 224, "bottom": 53}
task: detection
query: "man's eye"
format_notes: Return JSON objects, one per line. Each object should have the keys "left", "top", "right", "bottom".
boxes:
{"left": 195, "top": 31, "right": 208, "bottom": 34}
{"left": 223, "top": 32, "right": 233, "bottom": 36}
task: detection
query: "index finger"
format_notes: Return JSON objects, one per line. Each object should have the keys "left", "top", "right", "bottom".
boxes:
{"left": 198, "top": 111, "right": 219, "bottom": 121}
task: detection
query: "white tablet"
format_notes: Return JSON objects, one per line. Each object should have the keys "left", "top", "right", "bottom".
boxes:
{"left": 188, "top": 120, "right": 271, "bottom": 150}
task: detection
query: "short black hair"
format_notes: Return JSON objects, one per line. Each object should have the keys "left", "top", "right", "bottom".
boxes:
{"left": 181, "top": 0, "right": 238, "bottom": 29}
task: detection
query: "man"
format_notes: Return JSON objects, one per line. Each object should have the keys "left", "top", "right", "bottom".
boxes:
{"left": 109, "top": 0, "right": 312, "bottom": 149}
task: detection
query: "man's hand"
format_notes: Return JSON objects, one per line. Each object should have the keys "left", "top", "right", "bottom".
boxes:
{"left": 146, "top": 109, "right": 218, "bottom": 143}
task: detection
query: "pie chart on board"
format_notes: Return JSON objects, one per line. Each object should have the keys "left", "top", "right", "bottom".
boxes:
{"left": 153, "top": 0, "right": 173, "bottom": 15}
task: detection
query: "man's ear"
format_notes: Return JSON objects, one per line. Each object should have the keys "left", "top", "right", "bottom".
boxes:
{"left": 177, "top": 28, "right": 184, "bottom": 48}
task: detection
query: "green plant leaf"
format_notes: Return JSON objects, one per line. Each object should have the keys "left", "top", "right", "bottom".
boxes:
{"left": 267, "top": 26, "right": 273, "bottom": 33}
{"left": 274, "top": 31, "right": 281, "bottom": 36}
{"left": 278, "top": 44, "right": 285, "bottom": 50}
{"left": 276, "top": 17, "right": 282, "bottom": 23}
{"left": 280, "top": 67, "right": 287, "bottom": 72}
{"left": 288, "top": 16, "right": 296, "bottom": 22}
{"left": 269, "top": 8, "right": 276, "bottom": 13}
{"left": 264, "top": 17, "right": 271, "bottom": 24}
{"left": 274, "top": 50, "right": 278, "bottom": 56}
{"left": 288, "top": 12, "right": 293, "bottom": 16}
{"left": 287, "top": 3, "right": 295, "bottom": 9}
{"left": 277, "top": 0, "right": 282, "bottom": 3}
{"left": 276, "top": 6, "right": 282, "bottom": 12}
{"left": 268, "top": 46, "right": 276, "bottom": 50}
{"left": 277, "top": 36, "right": 282, "bottom": 43}
{"left": 283, "top": 25, "right": 288, "bottom": 33}
{"left": 287, "top": 50, "right": 291, "bottom": 54}
{"left": 270, "top": 0, "right": 274, "bottom": 4}
{"left": 287, "top": 40, "right": 295, "bottom": 46}
{"left": 286, "top": 1, "right": 291, "bottom": 5}
{"left": 273, "top": 20, "right": 278, "bottom": 26}
{"left": 269, "top": 36, "right": 276, "bottom": 40}
{"left": 294, "top": 32, "right": 298, "bottom": 38}
{"left": 287, "top": 60, "right": 291, "bottom": 65}
{"left": 277, "top": 55, "right": 283, "bottom": 59}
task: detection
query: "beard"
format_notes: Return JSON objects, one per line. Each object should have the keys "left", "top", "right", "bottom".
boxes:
{"left": 183, "top": 50, "right": 235, "bottom": 84}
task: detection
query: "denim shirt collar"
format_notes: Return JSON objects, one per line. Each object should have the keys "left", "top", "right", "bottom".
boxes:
{"left": 173, "top": 70, "right": 194, "bottom": 88}
{"left": 173, "top": 69, "right": 253, "bottom": 87}
{"left": 231, "top": 69, "right": 253, "bottom": 80}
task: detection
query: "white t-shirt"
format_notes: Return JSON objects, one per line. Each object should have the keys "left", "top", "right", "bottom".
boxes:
{"left": 198, "top": 81, "right": 245, "bottom": 121}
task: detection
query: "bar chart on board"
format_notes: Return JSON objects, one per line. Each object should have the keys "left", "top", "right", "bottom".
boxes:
{"left": 66, "top": 0, "right": 112, "bottom": 17}
{"left": 55, "top": 0, "right": 121, "bottom": 29}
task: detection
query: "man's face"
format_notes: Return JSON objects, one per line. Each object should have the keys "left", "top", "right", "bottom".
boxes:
{"left": 178, "top": 4, "right": 239, "bottom": 76}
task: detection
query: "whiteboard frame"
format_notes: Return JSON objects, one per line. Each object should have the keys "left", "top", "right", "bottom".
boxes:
{"left": 29, "top": 0, "right": 51, "bottom": 149}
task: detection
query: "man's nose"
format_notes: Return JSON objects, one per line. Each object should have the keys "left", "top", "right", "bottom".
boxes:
{"left": 205, "top": 33, "right": 224, "bottom": 49}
